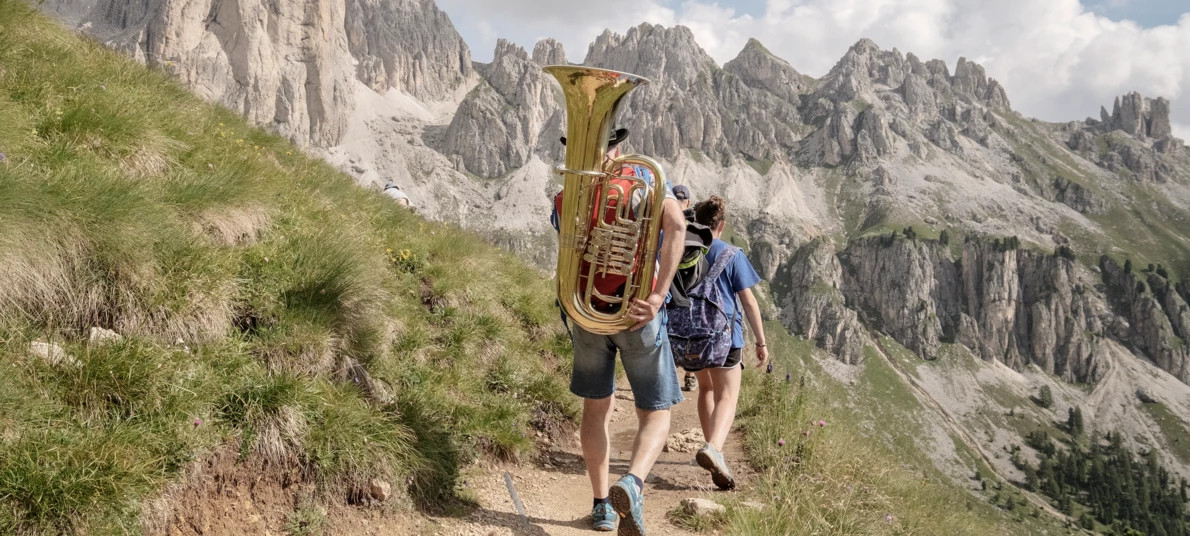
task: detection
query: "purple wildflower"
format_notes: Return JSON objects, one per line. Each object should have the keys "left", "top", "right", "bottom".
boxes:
{"left": 0, "top": 153, "right": 7, "bottom": 164}
{"left": 777, "top": 439, "right": 786, "bottom": 447}
{"left": 785, "top": 373, "right": 791, "bottom": 382}
{"left": 766, "top": 362, "right": 773, "bottom": 374}
{"left": 193, "top": 418, "right": 202, "bottom": 427}
{"left": 884, "top": 514, "right": 894, "bottom": 523}
{"left": 817, "top": 420, "right": 827, "bottom": 427}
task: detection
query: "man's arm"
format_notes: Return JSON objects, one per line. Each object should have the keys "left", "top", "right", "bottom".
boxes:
{"left": 737, "top": 287, "right": 768, "bottom": 367}
{"left": 627, "top": 197, "right": 685, "bottom": 330}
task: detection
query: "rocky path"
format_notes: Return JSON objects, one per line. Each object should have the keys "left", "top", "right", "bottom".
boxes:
{"left": 432, "top": 373, "right": 752, "bottom": 535}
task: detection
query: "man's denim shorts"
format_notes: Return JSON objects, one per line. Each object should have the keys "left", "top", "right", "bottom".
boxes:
{"left": 568, "top": 309, "right": 684, "bottom": 410}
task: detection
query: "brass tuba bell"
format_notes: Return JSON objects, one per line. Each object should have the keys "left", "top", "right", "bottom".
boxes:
{"left": 544, "top": 65, "right": 668, "bottom": 335}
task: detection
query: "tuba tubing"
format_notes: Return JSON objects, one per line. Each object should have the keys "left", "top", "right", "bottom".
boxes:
{"left": 544, "top": 65, "right": 667, "bottom": 335}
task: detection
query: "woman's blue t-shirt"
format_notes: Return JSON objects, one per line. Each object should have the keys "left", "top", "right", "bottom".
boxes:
{"left": 704, "top": 238, "right": 761, "bottom": 348}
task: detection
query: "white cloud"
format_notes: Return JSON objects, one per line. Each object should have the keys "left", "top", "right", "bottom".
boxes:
{"left": 438, "top": 0, "right": 1190, "bottom": 136}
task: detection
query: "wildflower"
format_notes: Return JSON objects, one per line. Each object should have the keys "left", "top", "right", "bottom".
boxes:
{"left": 167, "top": 61, "right": 175, "bottom": 66}
{"left": 99, "top": 84, "right": 106, "bottom": 90}
{"left": 884, "top": 514, "right": 894, "bottom": 523}
{"left": 777, "top": 439, "right": 786, "bottom": 447}
{"left": 236, "top": 139, "right": 244, "bottom": 144}
{"left": 219, "top": 123, "right": 224, "bottom": 127}
{"left": 386, "top": 248, "right": 393, "bottom": 253}
{"left": 286, "top": 151, "right": 292, "bottom": 155}
{"left": 785, "top": 373, "right": 791, "bottom": 382}
{"left": 803, "top": 430, "right": 812, "bottom": 437}
{"left": 193, "top": 418, "right": 202, "bottom": 427}
{"left": 817, "top": 420, "right": 826, "bottom": 427}
{"left": 0, "top": 153, "right": 6, "bottom": 164}
{"left": 765, "top": 362, "right": 773, "bottom": 374}
{"left": 263, "top": 257, "right": 269, "bottom": 263}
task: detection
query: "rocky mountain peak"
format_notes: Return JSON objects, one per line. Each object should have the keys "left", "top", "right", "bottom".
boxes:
{"left": 1103, "top": 92, "right": 1174, "bottom": 140}
{"left": 441, "top": 39, "right": 562, "bottom": 178}
{"left": 723, "top": 37, "right": 809, "bottom": 102}
{"left": 585, "top": 23, "right": 717, "bottom": 89}
{"left": 346, "top": 0, "right": 473, "bottom": 99}
{"left": 532, "top": 38, "right": 567, "bottom": 66}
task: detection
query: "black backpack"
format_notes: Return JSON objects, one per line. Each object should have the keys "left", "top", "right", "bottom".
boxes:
{"left": 669, "top": 209, "right": 714, "bottom": 308}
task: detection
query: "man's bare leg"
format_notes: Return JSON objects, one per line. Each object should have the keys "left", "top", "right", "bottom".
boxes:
{"left": 625, "top": 408, "right": 672, "bottom": 480}
{"left": 581, "top": 396, "right": 615, "bottom": 498}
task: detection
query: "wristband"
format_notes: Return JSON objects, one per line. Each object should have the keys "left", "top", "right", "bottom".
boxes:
{"left": 756, "top": 343, "right": 766, "bottom": 348}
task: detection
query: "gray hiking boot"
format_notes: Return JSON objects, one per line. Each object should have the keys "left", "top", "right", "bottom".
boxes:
{"left": 695, "top": 442, "right": 736, "bottom": 490}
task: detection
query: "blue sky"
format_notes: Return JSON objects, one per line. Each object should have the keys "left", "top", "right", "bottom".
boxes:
{"left": 435, "top": 0, "right": 1190, "bottom": 137}
{"left": 1085, "top": 0, "right": 1188, "bottom": 27}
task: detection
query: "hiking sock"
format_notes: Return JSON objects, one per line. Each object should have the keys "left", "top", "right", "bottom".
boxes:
{"left": 593, "top": 497, "right": 610, "bottom": 508}
{"left": 626, "top": 473, "right": 643, "bottom": 489}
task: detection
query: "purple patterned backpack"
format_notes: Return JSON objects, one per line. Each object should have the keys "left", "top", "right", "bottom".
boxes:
{"left": 669, "top": 246, "right": 740, "bottom": 370}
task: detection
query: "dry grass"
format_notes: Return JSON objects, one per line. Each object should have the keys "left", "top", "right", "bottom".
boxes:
{"left": 193, "top": 204, "right": 271, "bottom": 246}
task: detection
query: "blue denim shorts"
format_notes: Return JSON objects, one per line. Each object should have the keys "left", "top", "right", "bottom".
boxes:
{"left": 568, "top": 309, "right": 684, "bottom": 410}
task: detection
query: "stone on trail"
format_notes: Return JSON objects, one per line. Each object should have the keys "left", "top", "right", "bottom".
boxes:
{"left": 681, "top": 497, "right": 726, "bottom": 516}
{"left": 664, "top": 428, "right": 703, "bottom": 453}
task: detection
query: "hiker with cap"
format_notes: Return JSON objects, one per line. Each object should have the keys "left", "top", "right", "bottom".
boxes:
{"left": 550, "top": 127, "right": 688, "bottom": 534}
{"left": 670, "top": 184, "right": 701, "bottom": 392}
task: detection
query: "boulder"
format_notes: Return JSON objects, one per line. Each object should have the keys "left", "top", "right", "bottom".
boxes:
{"left": 681, "top": 498, "right": 726, "bottom": 516}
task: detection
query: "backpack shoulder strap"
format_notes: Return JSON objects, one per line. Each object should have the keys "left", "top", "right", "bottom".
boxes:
{"left": 700, "top": 246, "right": 740, "bottom": 290}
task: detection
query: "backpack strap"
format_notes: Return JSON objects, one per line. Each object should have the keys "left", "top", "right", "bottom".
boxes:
{"left": 700, "top": 246, "right": 739, "bottom": 290}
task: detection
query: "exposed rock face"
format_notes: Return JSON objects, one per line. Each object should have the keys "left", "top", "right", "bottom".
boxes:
{"left": 531, "top": 38, "right": 566, "bottom": 66}
{"left": 837, "top": 235, "right": 958, "bottom": 359}
{"left": 1066, "top": 92, "right": 1184, "bottom": 182}
{"left": 1051, "top": 176, "right": 1105, "bottom": 214}
{"left": 584, "top": 25, "right": 803, "bottom": 162}
{"left": 1101, "top": 257, "right": 1190, "bottom": 383}
{"left": 723, "top": 38, "right": 809, "bottom": 102}
{"left": 441, "top": 40, "right": 563, "bottom": 178}
{"left": 39, "top": 0, "right": 474, "bottom": 146}
{"left": 772, "top": 239, "right": 866, "bottom": 364}
{"left": 776, "top": 235, "right": 1107, "bottom": 382}
{"left": 345, "top": 0, "right": 473, "bottom": 99}
{"left": 1106, "top": 92, "right": 1173, "bottom": 140}
{"left": 960, "top": 242, "right": 1103, "bottom": 381}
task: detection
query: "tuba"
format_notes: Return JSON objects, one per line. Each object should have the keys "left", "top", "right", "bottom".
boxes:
{"left": 544, "top": 65, "right": 668, "bottom": 335}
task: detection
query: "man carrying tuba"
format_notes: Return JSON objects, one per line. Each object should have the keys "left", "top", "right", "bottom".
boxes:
{"left": 547, "top": 67, "right": 687, "bottom": 532}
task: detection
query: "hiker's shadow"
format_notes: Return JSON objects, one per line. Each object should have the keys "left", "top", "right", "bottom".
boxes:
{"left": 471, "top": 508, "right": 588, "bottom": 535}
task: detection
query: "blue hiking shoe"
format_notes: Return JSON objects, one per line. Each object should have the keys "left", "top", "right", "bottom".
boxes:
{"left": 592, "top": 502, "right": 616, "bottom": 532}
{"left": 608, "top": 475, "right": 646, "bottom": 536}
{"left": 696, "top": 442, "right": 736, "bottom": 490}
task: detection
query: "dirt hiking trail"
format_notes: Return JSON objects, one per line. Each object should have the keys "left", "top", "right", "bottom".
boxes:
{"left": 433, "top": 373, "right": 753, "bottom": 536}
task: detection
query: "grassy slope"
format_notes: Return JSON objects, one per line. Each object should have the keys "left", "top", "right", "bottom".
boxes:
{"left": 0, "top": 2, "right": 575, "bottom": 533}
{"left": 714, "top": 322, "right": 1071, "bottom": 535}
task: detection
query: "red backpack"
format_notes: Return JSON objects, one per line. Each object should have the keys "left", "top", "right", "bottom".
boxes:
{"left": 552, "top": 166, "right": 655, "bottom": 310}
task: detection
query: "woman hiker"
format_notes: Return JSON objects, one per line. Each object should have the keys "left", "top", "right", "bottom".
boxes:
{"left": 672, "top": 195, "right": 768, "bottom": 490}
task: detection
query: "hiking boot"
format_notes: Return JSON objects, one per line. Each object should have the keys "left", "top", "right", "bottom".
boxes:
{"left": 696, "top": 442, "right": 736, "bottom": 490}
{"left": 592, "top": 502, "right": 616, "bottom": 532}
{"left": 609, "top": 475, "right": 646, "bottom": 536}
{"left": 682, "top": 373, "right": 697, "bottom": 392}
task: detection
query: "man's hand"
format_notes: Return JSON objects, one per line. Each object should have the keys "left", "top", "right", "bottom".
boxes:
{"left": 627, "top": 293, "right": 666, "bottom": 331}
{"left": 754, "top": 344, "right": 769, "bottom": 368}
